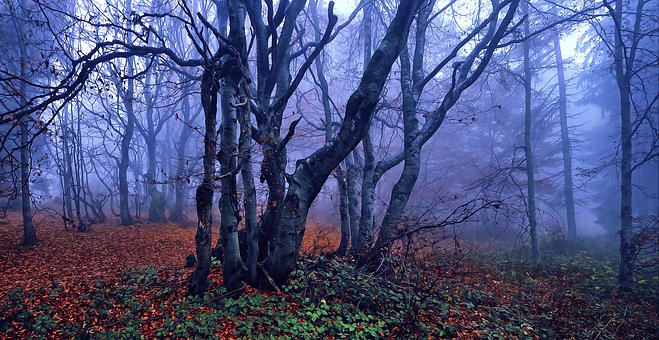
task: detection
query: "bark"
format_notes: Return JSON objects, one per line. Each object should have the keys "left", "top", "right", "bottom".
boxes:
{"left": 147, "top": 187, "right": 166, "bottom": 223}
{"left": 218, "top": 0, "right": 250, "bottom": 294}
{"left": 227, "top": 3, "right": 259, "bottom": 284}
{"left": 118, "top": 88, "right": 135, "bottom": 226}
{"left": 189, "top": 181, "right": 214, "bottom": 296}
{"left": 523, "top": 0, "right": 539, "bottom": 262}
{"left": 355, "top": 0, "right": 374, "bottom": 253}
{"left": 60, "top": 108, "right": 75, "bottom": 228}
{"left": 612, "top": 0, "right": 645, "bottom": 291}
{"left": 188, "top": 66, "right": 219, "bottom": 296}
{"left": 119, "top": 3, "right": 135, "bottom": 225}
{"left": 13, "top": 0, "right": 36, "bottom": 246}
{"left": 356, "top": 134, "right": 375, "bottom": 252}
{"left": 264, "top": 0, "right": 424, "bottom": 284}
{"left": 239, "top": 90, "right": 258, "bottom": 284}
{"left": 375, "top": 46, "right": 421, "bottom": 252}
{"left": 553, "top": 31, "right": 577, "bottom": 244}
{"left": 345, "top": 152, "right": 360, "bottom": 248}
{"left": 73, "top": 106, "right": 90, "bottom": 232}
{"left": 20, "top": 106, "right": 36, "bottom": 246}
{"left": 141, "top": 70, "right": 166, "bottom": 223}
{"left": 335, "top": 167, "right": 350, "bottom": 256}
{"left": 253, "top": 47, "right": 295, "bottom": 260}
{"left": 130, "top": 151, "right": 144, "bottom": 219}
{"left": 219, "top": 71, "right": 246, "bottom": 294}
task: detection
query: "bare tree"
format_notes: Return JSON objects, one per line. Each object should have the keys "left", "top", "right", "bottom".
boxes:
{"left": 603, "top": 0, "right": 658, "bottom": 291}
{"left": 521, "top": 0, "right": 539, "bottom": 261}
{"left": 372, "top": 0, "right": 523, "bottom": 257}
{"left": 552, "top": 29, "right": 577, "bottom": 244}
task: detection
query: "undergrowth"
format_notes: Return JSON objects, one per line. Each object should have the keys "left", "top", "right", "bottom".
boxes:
{"left": 1, "top": 246, "right": 657, "bottom": 338}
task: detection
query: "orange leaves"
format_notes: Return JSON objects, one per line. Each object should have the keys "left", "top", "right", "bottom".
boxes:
{"left": 2, "top": 211, "right": 655, "bottom": 338}
{"left": 0, "top": 213, "right": 200, "bottom": 300}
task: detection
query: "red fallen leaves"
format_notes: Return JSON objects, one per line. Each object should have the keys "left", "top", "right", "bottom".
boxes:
{"left": 0, "top": 213, "right": 336, "bottom": 300}
{"left": 2, "top": 211, "right": 655, "bottom": 339}
{"left": 0, "top": 212, "right": 326, "bottom": 338}
{"left": 0, "top": 213, "right": 201, "bottom": 300}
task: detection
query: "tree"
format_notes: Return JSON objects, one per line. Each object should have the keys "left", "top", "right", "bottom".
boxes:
{"left": 259, "top": 0, "right": 424, "bottom": 284}
{"left": 6, "top": 0, "right": 635, "bottom": 300}
{"left": 168, "top": 82, "right": 199, "bottom": 223}
{"left": 307, "top": 0, "right": 350, "bottom": 256}
{"left": 521, "top": 0, "right": 539, "bottom": 261}
{"left": 1, "top": 0, "right": 63, "bottom": 244}
{"left": 604, "top": 0, "right": 658, "bottom": 291}
{"left": 372, "top": 0, "right": 522, "bottom": 256}
{"left": 552, "top": 29, "right": 578, "bottom": 244}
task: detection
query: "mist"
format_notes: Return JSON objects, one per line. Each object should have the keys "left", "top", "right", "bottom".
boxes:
{"left": 0, "top": 0, "right": 657, "bottom": 337}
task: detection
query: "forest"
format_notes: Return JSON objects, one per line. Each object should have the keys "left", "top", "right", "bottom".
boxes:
{"left": 0, "top": 0, "right": 657, "bottom": 338}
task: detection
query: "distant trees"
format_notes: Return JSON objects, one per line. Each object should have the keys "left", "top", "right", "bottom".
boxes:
{"left": 552, "top": 28, "right": 577, "bottom": 245}
{"left": 521, "top": 0, "right": 539, "bottom": 261}
{"left": 373, "top": 0, "right": 522, "bottom": 258}
{"left": 1, "top": 0, "right": 655, "bottom": 295}
{"left": 1, "top": 0, "right": 68, "bottom": 244}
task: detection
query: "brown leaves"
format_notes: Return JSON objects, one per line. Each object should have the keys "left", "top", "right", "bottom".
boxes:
{"left": 0, "top": 213, "right": 200, "bottom": 300}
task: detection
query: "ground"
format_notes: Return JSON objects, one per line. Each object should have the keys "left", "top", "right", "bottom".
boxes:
{"left": 0, "top": 212, "right": 657, "bottom": 338}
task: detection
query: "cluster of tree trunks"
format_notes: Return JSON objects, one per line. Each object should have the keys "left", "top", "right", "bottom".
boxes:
{"left": 4, "top": 0, "right": 653, "bottom": 296}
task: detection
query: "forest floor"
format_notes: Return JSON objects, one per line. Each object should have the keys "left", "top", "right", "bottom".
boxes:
{"left": 0, "top": 212, "right": 657, "bottom": 338}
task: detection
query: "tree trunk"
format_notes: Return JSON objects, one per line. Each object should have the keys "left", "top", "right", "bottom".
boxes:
{"left": 13, "top": 0, "right": 36, "bottom": 246}
{"left": 553, "top": 31, "right": 577, "bottom": 244}
{"left": 188, "top": 67, "right": 219, "bottom": 296}
{"left": 73, "top": 104, "right": 90, "bottom": 232}
{"left": 223, "top": 0, "right": 258, "bottom": 285}
{"left": 264, "top": 0, "right": 423, "bottom": 284}
{"left": 372, "top": 0, "right": 438, "bottom": 253}
{"left": 20, "top": 107, "right": 36, "bottom": 246}
{"left": 144, "top": 72, "right": 165, "bottom": 223}
{"left": 375, "top": 47, "right": 421, "bottom": 252}
{"left": 356, "top": 143, "right": 375, "bottom": 253}
{"left": 218, "top": 46, "right": 247, "bottom": 295}
{"left": 614, "top": 0, "right": 636, "bottom": 291}
{"left": 60, "top": 107, "right": 75, "bottom": 228}
{"left": 359, "top": 0, "right": 520, "bottom": 255}
{"left": 345, "top": 152, "right": 361, "bottom": 248}
{"left": 616, "top": 51, "right": 634, "bottom": 292}
{"left": 239, "top": 90, "right": 259, "bottom": 284}
{"left": 335, "top": 167, "right": 350, "bottom": 256}
{"left": 169, "top": 89, "right": 193, "bottom": 222}
{"left": 355, "top": 0, "right": 374, "bottom": 254}
{"left": 255, "top": 127, "right": 286, "bottom": 261}
{"left": 247, "top": 1, "right": 305, "bottom": 265}
{"left": 145, "top": 133, "right": 165, "bottom": 224}
{"left": 523, "top": 1, "right": 539, "bottom": 261}
{"left": 119, "top": 34, "right": 135, "bottom": 225}
{"left": 309, "top": 0, "right": 351, "bottom": 256}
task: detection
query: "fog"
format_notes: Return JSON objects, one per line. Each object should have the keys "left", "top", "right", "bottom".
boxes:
{"left": 1, "top": 0, "right": 657, "bottom": 289}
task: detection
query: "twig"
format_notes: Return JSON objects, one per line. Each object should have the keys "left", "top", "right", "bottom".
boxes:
{"left": 258, "top": 263, "right": 282, "bottom": 294}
